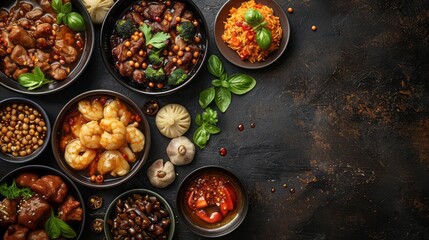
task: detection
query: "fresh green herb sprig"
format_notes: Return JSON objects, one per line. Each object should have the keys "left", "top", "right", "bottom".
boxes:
{"left": 18, "top": 66, "right": 53, "bottom": 90}
{"left": 140, "top": 24, "right": 170, "bottom": 49}
{"left": 0, "top": 180, "right": 34, "bottom": 199}
{"left": 193, "top": 107, "right": 220, "bottom": 149}
{"left": 193, "top": 55, "right": 256, "bottom": 149}
{"left": 244, "top": 9, "right": 272, "bottom": 50}
{"left": 52, "top": 0, "right": 85, "bottom": 32}
{"left": 45, "top": 209, "right": 77, "bottom": 239}
{"left": 199, "top": 55, "right": 256, "bottom": 112}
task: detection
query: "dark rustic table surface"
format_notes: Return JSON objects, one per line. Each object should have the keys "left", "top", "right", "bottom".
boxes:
{"left": 1, "top": 0, "right": 429, "bottom": 239}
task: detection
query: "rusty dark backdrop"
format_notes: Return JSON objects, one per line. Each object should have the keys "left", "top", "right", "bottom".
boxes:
{"left": 1, "top": 0, "right": 429, "bottom": 239}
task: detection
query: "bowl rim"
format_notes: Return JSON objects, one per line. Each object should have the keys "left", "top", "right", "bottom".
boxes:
{"left": 99, "top": 0, "right": 209, "bottom": 96}
{"left": 0, "top": 164, "right": 86, "bottom": 240}
{"left": 103, "top": 188, "right": 176, "bottom": 240}
{"left": 51, "top": 89, "right": 151, "bottom": 188}
{"left": 0, "top": 97, "right": 51, "bottom": 163}
{"left": 0, "top": 0, "right": 95, "bottom": 95}
{"left": 176, "top": 165, "right": 249, "bottom": 238}
{"left": 214, "top": 0, "right": 290, "bottom": 69}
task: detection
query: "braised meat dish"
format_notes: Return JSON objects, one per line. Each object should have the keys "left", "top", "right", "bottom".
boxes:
{"left": 110, "top": 0, "right": 204, "bottom": 92}
{"left": 0, "top": 0, "right": 84, "bottom": 81}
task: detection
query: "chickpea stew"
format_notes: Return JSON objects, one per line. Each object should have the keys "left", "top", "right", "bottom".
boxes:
{"left": 108, "top": 0, "right": 206, "bottom": 93}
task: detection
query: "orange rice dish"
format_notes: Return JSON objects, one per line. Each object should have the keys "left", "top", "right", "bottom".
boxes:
{"left": 222, "top": 0, "right": 282, "bottom": 63}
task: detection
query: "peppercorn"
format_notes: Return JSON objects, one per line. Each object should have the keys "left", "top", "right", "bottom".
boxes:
{"left": 90, "top": 218, "right": 104, "bottom": 233}
{"left": 288, "top": 7, "right": 294, "bottom": 13}
{"left": 88, "top": 195, "right": 103, "bottom": 210}
{"left": 311, "top": 25, "right": 317, "bottom": 31}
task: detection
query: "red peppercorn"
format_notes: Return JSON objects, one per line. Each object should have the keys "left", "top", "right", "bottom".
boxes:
{"left": 219, "top": 147, "right": 227, "bottom": 156}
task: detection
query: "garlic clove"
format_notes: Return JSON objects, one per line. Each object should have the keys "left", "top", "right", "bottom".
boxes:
{"left": 147, "top": 159, "right": 176, "bottom": 188}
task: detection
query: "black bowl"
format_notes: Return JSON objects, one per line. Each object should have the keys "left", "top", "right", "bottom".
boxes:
{"left": 0, "top": 97, "right": 51, "bottom": 163}
{"left": 214, "top": 0, "right": 290, "bottom": 69}
{"left": 0, "top": 0, "right": 94, "bottom": 95}
{"left": 176, "top": 166, "right": 249, "bottom": 237}
{"left": 104, "top": 189, "right": 175, "bottom": 240}
{"left": 0, "top": 165, "right": 86, "bottom": 240}
{"left": 100, "top": 0, "right": 209, "bottom": 96}
{"left": 51, "top": 89, "right": 151, "bottom": 188}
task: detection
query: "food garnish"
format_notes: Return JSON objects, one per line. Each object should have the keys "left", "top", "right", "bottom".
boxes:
{"left": 193, "top": 107, "right": 220, "bottom": 149}
{"left": 18, "top": 67, "right": 54, "bottom": 90}
{"left": 244, "top": 9, "right": 272, "bottom": 49}
{"left": 140, "top": 24, "right": 170, "bottom": 49}
{"left": 52, "top": 0, "right": 86, "bottom": 31}
{"left": 45, "top": 209, "right": 77, "bottom": 239}
{"left": 0, "top": 180, "right": 34, "bottom": 199}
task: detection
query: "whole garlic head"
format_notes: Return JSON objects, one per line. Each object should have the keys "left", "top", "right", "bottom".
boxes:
{"left": 167, "top": 136, "right": 195, "bottom": 166}
{"left": 83, "top": 0, "right": 114, "bottom": 24}
{"left": 155, "top": 104, "right": 191, "bottom": 138}
{"left": 147, "top": 159, "right": 176, "bottom": 188}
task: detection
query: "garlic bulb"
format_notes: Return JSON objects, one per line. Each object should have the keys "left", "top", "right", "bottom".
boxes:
{"left": 147, "top": 159, "right": 176, "bottom": 188}
{"left": 155, "top": 104, "right": 191, "bottom": 138}
{"left": 167, "top": 136, "right": 195, "bottom": 165}
{"left": 82, "top": 0, "right": 114, "bottom": 24}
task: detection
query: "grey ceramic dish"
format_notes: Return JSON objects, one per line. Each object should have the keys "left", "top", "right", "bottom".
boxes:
{"left": 0, "top": 97, "right": 51, "bottom": 163}
{"left": 0, "top": 0, "right": 94, "bottom": 95}
{"left": 214, "top": 0, "right": 290, "bottom": 69}
{"left": 51, "top": 89, "right": 151, "bottom": 188}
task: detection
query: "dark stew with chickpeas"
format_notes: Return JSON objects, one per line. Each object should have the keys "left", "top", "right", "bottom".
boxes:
{"left": 110, "top": 0, "right": 204, "bottom": 92}
{"left": 0, "top": 0, "right": 85, "bottom": 90}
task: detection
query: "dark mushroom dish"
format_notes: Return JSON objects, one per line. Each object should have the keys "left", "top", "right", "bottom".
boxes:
{"left": 0, "top": 172, "right": 83, "bottom": 239}
{"left": 0, "top": 0, "right": 85, "bottom": 89}
{"left": 111, "top": 0, "right": 204, "bottom": 91}
{"left": 108, "top": 193, "right": 172, "bottom": 240}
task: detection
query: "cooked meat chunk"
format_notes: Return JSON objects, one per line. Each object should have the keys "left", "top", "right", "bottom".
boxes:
{"left": 17, "top": 196, "right": 50, "bottom": 230}
{"left": 143, "top": 3, "right": 166, "bottom": 20}
{"left": 39, "top": 0, "right": 54, "bottom": 14}
{"left": 129, "top": 37, "right": 145, "bottom": 54}
{"left": 133, "top": 69, "right": 146, "bottom": 84}
{"left": 16, "top": 173, "right": 39, "bottom": 188}
{"left": 181, "top": 51, "right": 193, "bottom": 66}
{"left": 25, "top": 8, "right": 43, "bottom": 20}
{"left": 27, "top": 230, "right": 49, "bottom": 240}
{"left": 2, "top": 56, "right": 17, "bottom": 77}
{"left": 8, "top": 25, "right": 35, "bottom": 48}
{"left": 163, "top": 56, "right": 176, "bottom": 75}
{"left": 125, "top": 11, "right": 144, "bottom": 25}
{"left": 34, "top": 23, "right": 52, "bottom": 38}
{"left": 0, "top": 198, "right": 18, "bottom": 227}
{"left": 3, "top": 224, "right": 29, "bottom": 240}
{"left": 112, "top": 44, "right": 129, "bottom": 62}
{"left": 182, "top": 10, "right": 194, "bottom": 21}
{"left": 34, "top": 49, "right": 50, "bottom": 62}
{"left": 1, "top": 32, "right": 14, "bottom": 49}
{"left": 38, "top": 14, "right": 55, "bottom": 24}
{"left": 13, "top": 68, "right": 29, "bottom": 80}
{"left": 170, "top": 2, "right": 185, "bottom": 27}
{"left": 30, "top": 175, "right": 68, "bottom": 203}
{"left": 132, "top": 3, "right": 145, "bottom": 13}
{"left": 19, "top": 2, "right": 33, "bottom": 12}
{"left": 59, "top": 45, "right": 77, "bottom": 63}
{"left": 34, "top": 61, "right": 51, "bottom": 72}
{"left": 35, "top": 37, "right": 54, "bottom": 49}
{"left": 0, "top": 48, "right": 6, "bottom": 57}
{"left": 148, "top": 22, "right": 168, "bottom": 33}
{"left": 118, "top": 61, "right": 134, "bottom": 77}
{"left": 10, "top": 45, "right": 33, "bottom": 67}
{"left": 48, "top": 63, "right": 67, "bottom": 80}
{"left": 0, "top": 9, "right": 9, "bottom": 21}
{"left": 58, "top": 196, "right": 83, "bottom": 222}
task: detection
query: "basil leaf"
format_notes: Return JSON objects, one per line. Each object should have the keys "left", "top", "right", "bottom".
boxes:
{"left": 220, "top": 73, "right": 228, "bottom": 82}
{"left": 195, "top": 114, "right": 202, "bottom": 126}
{"left": 202, "top": 107, "right": 218, "bottom": 125}
{"left": 215, "top": 87, "right": 231, "bottom": 113}
{"left": 193, "top": 126, "right": 208, "bottom": 149}
{"left": 244, "top": 9, "right": 263, "bottom": 26}
{"left": 57, "top": 219, "right": 77, "bottom": 238}
{"left": 33, "top": 66, "right": 44, "bottom": 80}
{"left": 227, "top": 73, "right": 257, "bottom": 95}
{"left": 57, "top": 12, "right": 64, "bottom": 24}
{"left": 204, "top": 124, "right": 220, "bottom": 134}
{"left": 51, "top": 0, "right": 62, "bottom": 13}
{"left": 18, "top": 73, "right": 38, "bottom": 87}
{"left": 256, "top": 27, "right": 272, "bottom": 50}
{"left": 199, "top": 87, "right": 215, "bottom": 109}
{"left": 45, "top": 215, "right": 61, "bottom": 239}
{"left": 61, "top": 2, "right": 72, "bottom": 14}
{"left": 212, "top": 79, "right": 221, "bottom": 87}
{"left": 65, "top": 12, "right": 85, "bottom": 31}
{"left": 207, "top": 55, "right": 224, "bottom": 78}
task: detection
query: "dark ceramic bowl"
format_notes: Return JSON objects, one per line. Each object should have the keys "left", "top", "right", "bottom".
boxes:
{"left": 0, "top": 0, "right": 94, "bottom": 95}
{"left": 0, "top": 165, "right": 86, "bottom": 240}
{"left": 214, "top": 0, "right": 290, "bottom": 69}
{"left": 100, "top": 0, "right": 209, "bottom": 96}
{"left": 51, "top": 89, "right": 151, "bottom": 188}
{"left": 176, "top": 166, "right": 249, "bottom": 237}
{"left": 104, "top": 189, "right": 175, "bottom": 240}
{"left": 0, "top": 97, "right": 51, "bottom": 163}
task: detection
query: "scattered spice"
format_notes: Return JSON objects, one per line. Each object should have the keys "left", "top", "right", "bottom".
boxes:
{"left": 287, "top": 7, "right": 294, "bottom": 13}
{"left": 271, "top": 188, "right": 276, "bottom": 193}
{"left": 311, "top": 25, "right": 317, "bottom": 31}
{"left": 88, "top": 195, "right": 103, "bottom": 210}
{"left": 238, "top": 124, "right": 244, "bottom": 131}
{"left": 143, "top": 100, "right": 159, "bottom": 116}
{"left": 282, "top": 183, "right": 288, "bottom": 188}
{"left": 90, "top": 218, "right": 104, "bottom": 233}
{"left": 250, "top": 123, "right": 256, "bottom": 128}
{"left": 290, "top": 188, "right": 296, "bottom": 194}
{"left": 219, "top": 147, "right": 227, "bottom": 156}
